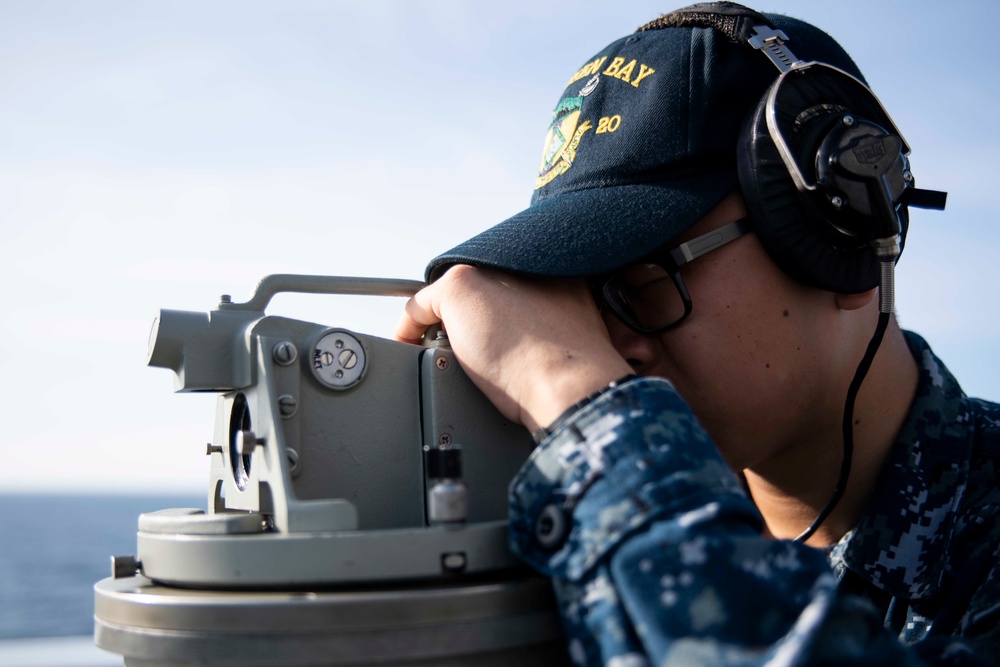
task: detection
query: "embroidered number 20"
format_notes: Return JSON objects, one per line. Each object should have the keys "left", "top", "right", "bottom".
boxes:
{"left": 596, "top": 115, "right": 622, "bottom": 134}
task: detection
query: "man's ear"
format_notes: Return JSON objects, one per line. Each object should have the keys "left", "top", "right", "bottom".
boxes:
{"left": 835, "top": 288, "right": 877, "bottom": 311}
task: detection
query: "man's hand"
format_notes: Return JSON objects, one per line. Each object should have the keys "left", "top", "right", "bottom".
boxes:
{"left": 394, "top": 265, "right": 633, "bottom": 432}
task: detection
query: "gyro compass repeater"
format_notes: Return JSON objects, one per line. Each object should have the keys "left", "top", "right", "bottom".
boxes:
{"left": 94, "top": 275, "right": 570, "bottom": 667}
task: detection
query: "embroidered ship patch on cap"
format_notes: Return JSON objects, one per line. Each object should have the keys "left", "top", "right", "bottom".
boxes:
{"left": 535, "top": 76, "right": 600, "bottom": 190}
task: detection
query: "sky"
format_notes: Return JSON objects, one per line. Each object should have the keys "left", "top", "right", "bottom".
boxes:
{"left": 1, "top": 0, "right": 998, "bottom": 494}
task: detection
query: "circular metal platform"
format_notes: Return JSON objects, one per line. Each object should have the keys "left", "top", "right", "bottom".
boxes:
{"left": 94, "top": 573, "right": 571, "bottom": 666}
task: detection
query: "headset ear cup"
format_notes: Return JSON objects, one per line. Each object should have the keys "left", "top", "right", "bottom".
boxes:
{"left": 737, "top": 82, "right": 883, "bottom": 294}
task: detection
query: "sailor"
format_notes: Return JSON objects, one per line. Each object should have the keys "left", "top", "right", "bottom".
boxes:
{"left": 396, "top": 3, "right": 1000, "bottom": 665}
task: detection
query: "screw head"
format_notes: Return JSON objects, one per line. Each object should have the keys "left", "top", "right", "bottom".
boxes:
{"left": 273, "top": 341, "right": 298, "bottom": 366}
{"left": 842, "top": 115, "right": 855, "bottom": 127}
{"left": 903, "top": 170, "right": 914, "bottom": 183}
{"left": 278, "top": 394, "right": 298, "bottom": 418}
{"left": 439, "top": 433, "right": 452, "bottom": 446}
{"left": 830, "top": 195, "right": 844, "bottom": 209}
{"left": 436, "top": 357, "right": 449, "bottom": 370}
{"left": 338, "top": 349, "right": 358, "bottom": 369}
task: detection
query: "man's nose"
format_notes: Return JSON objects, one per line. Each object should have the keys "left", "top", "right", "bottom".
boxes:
{"left": 600, "top": 308, "right": 660, "bottom": 374}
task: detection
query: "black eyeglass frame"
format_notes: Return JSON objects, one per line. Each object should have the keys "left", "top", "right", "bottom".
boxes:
{"left": 595, "top": 217, "right": 752, "bottom": 334}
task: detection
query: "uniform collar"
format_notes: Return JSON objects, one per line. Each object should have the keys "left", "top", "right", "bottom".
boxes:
{"left": 832, "top": 331, "right": 975, "bottom": 600}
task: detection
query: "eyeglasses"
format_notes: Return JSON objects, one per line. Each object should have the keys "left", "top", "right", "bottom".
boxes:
{"left": 594, "top": 217, "right": 751, "bottom": 333}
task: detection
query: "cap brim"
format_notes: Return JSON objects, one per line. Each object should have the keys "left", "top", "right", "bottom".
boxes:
{"left": 426, "top": 169, "right": 738, "bottom": 282}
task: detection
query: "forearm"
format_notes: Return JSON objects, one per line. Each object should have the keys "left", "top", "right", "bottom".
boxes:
{"left": 509, "top": 377, "right": 916, "bottom": 666}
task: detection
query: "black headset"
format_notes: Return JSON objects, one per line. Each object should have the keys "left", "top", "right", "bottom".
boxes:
{"left": 650, "top": 3, "right": 948, "bottom": 542}
{"left": 656, "top": 2, "right": 947, "bottom": 295}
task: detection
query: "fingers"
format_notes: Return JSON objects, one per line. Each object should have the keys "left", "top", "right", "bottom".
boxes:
{"left": 393, "top": 284, "right": 441, "bottom": 344}
{"left": 391, "top": 265, "right": 633, "bottom": 430}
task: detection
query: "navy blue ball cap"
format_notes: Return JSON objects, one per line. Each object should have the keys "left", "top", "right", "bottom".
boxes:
{"left": 426, "top": 3, "right": 865, "bottom": 282}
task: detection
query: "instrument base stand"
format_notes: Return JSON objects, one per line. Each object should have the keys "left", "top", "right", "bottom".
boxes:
{"left": 94, "top": 573, "right": 571, "bottom": 666}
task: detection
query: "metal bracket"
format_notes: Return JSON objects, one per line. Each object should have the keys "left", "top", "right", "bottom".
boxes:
{"left": 219, "top": 274, "right": 426, "bottom": 312}
{"left": 748, "top": 25, "right": 800, "bottom": 73}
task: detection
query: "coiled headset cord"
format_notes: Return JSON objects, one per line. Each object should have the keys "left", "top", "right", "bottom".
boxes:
{"left": 794, "top": 260, "right": 895, "bottom": 543}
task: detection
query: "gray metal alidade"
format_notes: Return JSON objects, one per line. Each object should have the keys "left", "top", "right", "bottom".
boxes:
{"left": 93, "top": 274, "right": 569, "bottom": 666}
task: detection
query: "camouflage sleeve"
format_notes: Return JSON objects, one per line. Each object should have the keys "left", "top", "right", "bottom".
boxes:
{"left": 508, "top": 377, "right": 922, "bottom": 666}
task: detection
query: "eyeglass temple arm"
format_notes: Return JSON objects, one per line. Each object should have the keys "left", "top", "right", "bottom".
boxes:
{"left": 669, "top": 217, "right": 752, "bottom": 265}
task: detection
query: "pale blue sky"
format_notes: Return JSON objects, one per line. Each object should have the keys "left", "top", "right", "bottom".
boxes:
{"left": 2, "top": 1, "right": 998, "bottom": 493}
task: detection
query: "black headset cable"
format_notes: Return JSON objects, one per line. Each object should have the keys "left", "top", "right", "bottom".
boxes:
{"left": 795, "top": 256, "right": 896, "bottom": 544}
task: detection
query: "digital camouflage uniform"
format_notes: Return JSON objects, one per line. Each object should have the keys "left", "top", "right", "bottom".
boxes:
{"left": 509, "top": 332, "right": 1000, "bottom": 666}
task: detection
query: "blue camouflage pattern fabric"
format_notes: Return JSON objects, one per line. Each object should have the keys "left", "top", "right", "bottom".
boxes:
{"left": 509, "top": 331, "right": 1000, "bottom": 666}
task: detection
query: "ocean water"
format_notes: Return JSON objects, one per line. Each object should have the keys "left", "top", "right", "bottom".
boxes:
{"left": 0, "top": 493, "right": 202, "bottom": 640}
